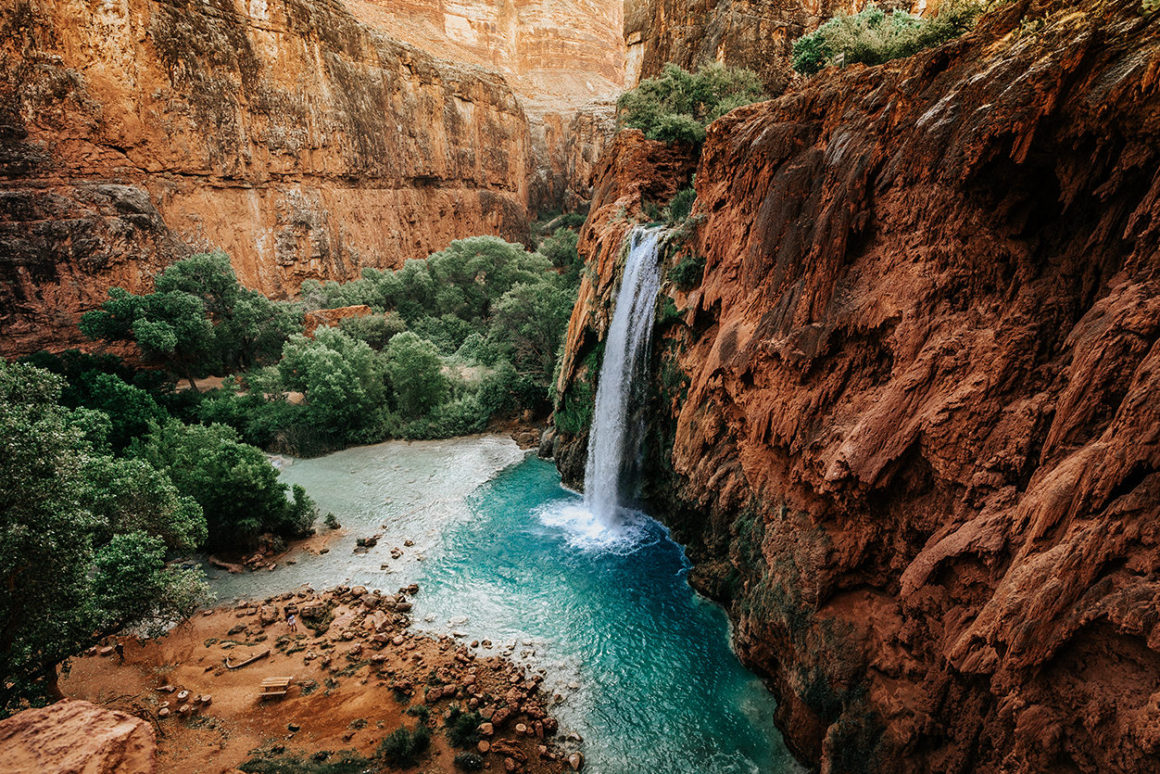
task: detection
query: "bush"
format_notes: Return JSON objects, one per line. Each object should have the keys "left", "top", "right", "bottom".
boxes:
{"left": 377, "top": 725, "right": 430, "bottom": 768}
{"left": 453, "top": 752, "right": 484, "bottom": 771}
{"left": 444, "top": 706, "right": 483, "bottom": 748}
{"left": 664, "top": 187, "right": 697, "bottom": 226}
{"left": 130, "top": 420, "right": 316, "bottom": 549}
{"left": 239, "top": 751, "right": 372, "bottom": 774}
{"left": 669, "top": 253, "right": 706, "bottom": 290}
{"left": 337, "top": 311, "right": 406, "bottom": 350}
{"left": 617, "top": 63, "right": 765, "bottom": 143}
{"left": 793, "top": 1, "right": 984, "bottom": 75}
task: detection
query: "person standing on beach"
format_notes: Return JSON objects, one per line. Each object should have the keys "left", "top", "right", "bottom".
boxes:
{"left": 287, "top": 613, "right": 297, "bottom": 633}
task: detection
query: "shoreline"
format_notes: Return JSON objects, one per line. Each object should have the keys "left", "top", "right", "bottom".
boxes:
{"left": 62, "top": 585, "right": 581, "bottom": 773}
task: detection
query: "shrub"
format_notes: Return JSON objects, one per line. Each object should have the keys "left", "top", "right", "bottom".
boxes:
{"left": 239, "top": 751, "right": 372, "bottom": 774}
{"left": 338, "top": 311, "right": 406, "bottom": 350}
{"left": 616, "top": 63, "right": 765, "bottom": 143}
{"left": 793, "top": 1, "right": 984, "bottom": 75}
{"left": 664, "top": 187, "right": 697, "bottom": 225}
{"left": 444, "top": 706, "right": 483, "bottom": 748}
{"left": 130, "top": 420, "right": 316, "bottom": 549}
{"left": 377, "top": 725, "right": 430, "bottom": 768}
{"left": 453, "top": 752, "right": 484, "bottom": 771}
{"left": 384, "top": 332, "right": 449, "bottom": 418}
{"left": 669, "top": 253, "right": 706, "bottom": 290}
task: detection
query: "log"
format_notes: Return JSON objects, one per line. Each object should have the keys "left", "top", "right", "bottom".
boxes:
{"left": 208, "top": 556, "right": 245, "bottom": 574}
{"left": 225, "top": 648, "right": 270, "bottom": 670}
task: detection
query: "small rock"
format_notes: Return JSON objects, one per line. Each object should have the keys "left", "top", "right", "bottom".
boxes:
{"left": 288, "top": 722, "right": 300, "bottom": 732}
{"left": 478, "top": 722, "right": 494, "bottom": 737}
{"left": 568, "top": 752, "right": 585, "bottom": 771}
{"left": 477, "top": 740, "right": 491, "bottom": 754}
{"left": 503, "top": 758, "right": 516, "bottom": 772}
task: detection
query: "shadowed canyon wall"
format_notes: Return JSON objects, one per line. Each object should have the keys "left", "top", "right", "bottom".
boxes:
{"left": 1, "top": 0, "right": 601, "bottom": 355}
{"left": 556, "top": 1, "right": 1160, "bottom": 770}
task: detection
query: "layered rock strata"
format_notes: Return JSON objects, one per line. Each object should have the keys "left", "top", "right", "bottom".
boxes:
{"left": 556, "top": 1, "right": 1160, "bottom": 771}
{"left": 0, "top": 0, "right": 532, "bottom": 354}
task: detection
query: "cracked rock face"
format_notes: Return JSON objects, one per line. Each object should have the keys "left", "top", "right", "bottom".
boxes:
{"left": 0, "top": 698, "right": 157, "bottom": 774}
{"left": 0, "top": 0, "right": 534, "bottom": 355}
{"left": 557, "top": 1, "right": 1160, "bottom": 771}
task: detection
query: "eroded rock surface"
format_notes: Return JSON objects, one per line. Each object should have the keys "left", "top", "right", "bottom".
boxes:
{"left": 0, "top": 698, "right": 157, "bottom": 774}
{"left": 557, "top": 1, "right": 1160, "bottom": 770}
{"left": 1, "top": 0, "right": 533, "bottom": 355}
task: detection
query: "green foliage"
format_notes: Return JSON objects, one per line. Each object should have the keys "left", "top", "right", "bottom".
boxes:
{"left": 338, "top": 311, "right": 406, "bottom": 350}
{"left": 130, "top": 420, "right": 316, "bottom": 549}
{"left": 444, "top": 706, "right": 483, "bottom": 748}
{"left": 0, "top": 361, "right": 210, "bottom": 716}
{"left": 669, "top": 253, "right": 706, "bottom": 290}
{"left": 1145, "top": 0, "right": 1160, "bottom": 13}
{"left": 453, "top": 752, "right": 484, "bottom": 771}
{"left": 792, "top": 1, "right": 984, "bottom": 75}
{"left": 72, "top": 372, "right": 168, "bottom": 452}
{"left": 81, "top": 254, "right": 302, "bottom": 380}
{"left": 664, "top": 187, "right": 697, "bottom": 226}
{"left": 616, "top": 63, "right": 765, "bottom": 143}
{"left": 279, "top": 327, "right": 388, "bottom": 434}
{"left": 239, "top": 750, "right": 373, "bottom": 774}
{"left": 489, "top": 279, "right": 576, "bottom": 390}
{"left": 377, "top": 725, "right": 431, "bottom": 768}
{"left": 82, "top": 456, "right": 206, "bottom": 550}
{"left": 384, "top": 332, "right": 449, "bottom": 418}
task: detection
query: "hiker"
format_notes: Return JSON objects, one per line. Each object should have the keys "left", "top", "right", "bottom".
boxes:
{"left": 286, "top": 612, "right": 297, "bottom": 633}
{"left": 114, "top": 642, "right": 124, "bottom": 662}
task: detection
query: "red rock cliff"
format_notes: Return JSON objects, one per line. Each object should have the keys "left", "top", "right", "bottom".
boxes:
{"left": 0, "top": 0, "right": 533, "bottom": 355}
{"left": 556, "top": 1, "right": 1160, "bottom": 770}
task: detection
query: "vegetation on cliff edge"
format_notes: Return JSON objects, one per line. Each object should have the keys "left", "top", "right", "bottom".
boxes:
{"left": 617, "top": 63, "right": 766, "bottom": 144}
{"left": 792, "top": 1, "right": 986, "bottom": 75}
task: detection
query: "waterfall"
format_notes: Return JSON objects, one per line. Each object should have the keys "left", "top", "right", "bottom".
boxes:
{"left": 584, "top": 226, "right": 665, "bottom": 524}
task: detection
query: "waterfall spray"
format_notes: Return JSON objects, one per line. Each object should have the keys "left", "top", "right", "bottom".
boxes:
{"left": 584, "top": 226, "right": 665, "bottom": 524}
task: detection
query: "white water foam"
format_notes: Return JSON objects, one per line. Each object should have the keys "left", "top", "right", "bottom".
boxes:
{"left": 533, "top": 501, "right": 654, "bottom": 555}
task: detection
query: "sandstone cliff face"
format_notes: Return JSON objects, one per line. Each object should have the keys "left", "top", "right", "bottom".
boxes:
{"left": 557, "top": 1, "right": 1160, "bottom": 771}
{"left": 0, "top": 698, "right": 157, "bottom": 773}
{"left": 624, "top": 0, "right": 856, "bottom": 92}
{"left": 0, "top": 0, "right": 532, "bottom": 355}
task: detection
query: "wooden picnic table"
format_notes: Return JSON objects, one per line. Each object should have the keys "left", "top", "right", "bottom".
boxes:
{"left": 259, "top": 676, "right": 293, "bottom": 698}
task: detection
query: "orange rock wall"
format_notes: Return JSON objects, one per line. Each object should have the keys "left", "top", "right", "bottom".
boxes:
{"left": 0, "top": 0, "right": 533, "bottom": 355}
{"left": 557, "top": 1, "right": 1160, "bottom": 770}
{"left": 0, "top": 698, "right": 156, "bottom": 773}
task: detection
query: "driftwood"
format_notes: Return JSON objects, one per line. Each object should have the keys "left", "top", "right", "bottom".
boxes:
{"left": 225, "top": 648, "right": 270, "bottom": 670}
{"left": 208, "top": 556, "right": 245, "bottom": 574}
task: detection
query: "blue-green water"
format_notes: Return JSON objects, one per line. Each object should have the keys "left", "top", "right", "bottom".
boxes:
{"left": 207, "top": 437, "right": 798, "bottom": 773}
{"left": 416, "top": 456, "right": 797, "bottom": 774}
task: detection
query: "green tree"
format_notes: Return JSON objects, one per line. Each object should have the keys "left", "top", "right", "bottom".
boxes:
{"left": 384, "top": 332, "right": 448, "bottom": 418}
{"left": 490, "top": 279, "right": 576, "bottom": 389}
{"left": 617, "top": 63, "right": 765, "bottom": 143}
{"left": 0, "top": 362, "right": 210, "bottom": 715}
{"left": 278, "top": 327, "right": 388, "bottom": 435}
{"left": 80, "top": 288, "right": 214, "bottom": 390}
{"left": 83, "top": 456, "right": 206, "bottom": 550}
{"left": 131, "top": 420, "right": 316, "bottom": 549}
{"left": 74, "top": 371, "right": 168, "bottom": 452}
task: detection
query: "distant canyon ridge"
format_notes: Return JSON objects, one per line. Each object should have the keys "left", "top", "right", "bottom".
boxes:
{"left": 0, "top": 0, "right": 856, "bottom": 354}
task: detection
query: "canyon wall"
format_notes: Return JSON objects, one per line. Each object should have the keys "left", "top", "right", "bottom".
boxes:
{"left": 624, "top": 0, "right": 856, "bottom": 93}
{"left": 556, "top": 1, "right": 1160, "bottom": 771}
{"left": 0, "top": 0, "right": 534, "bottom": 355}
